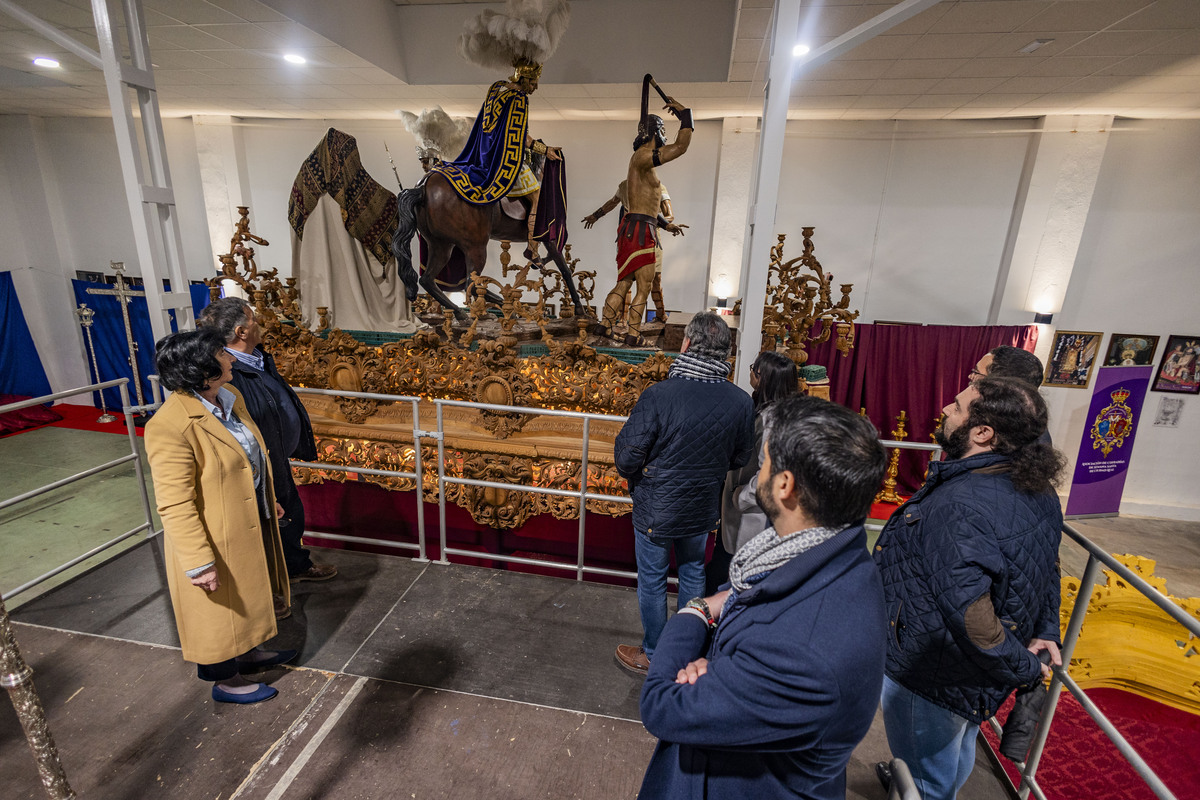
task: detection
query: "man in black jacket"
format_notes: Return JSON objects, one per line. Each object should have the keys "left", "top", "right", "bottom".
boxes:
{"left": 874, "top": 376, "right": 1064, "bottom": 800}
{"left": 197, "top": 299, "right": 336, "bottom": 609}
{"left": 613, "top": 312, "right": 754, "bottom": 674}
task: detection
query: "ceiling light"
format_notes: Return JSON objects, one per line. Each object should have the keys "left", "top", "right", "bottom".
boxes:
{"left": 792, "top": 44, "right": 811, "bottom": 58}
{"left": 283, "top": 53, "right": 306, "bottom": 65}
{"left": 1017, "top": 39, "right": 1054, "bottom": 54}
{"left": 33, "top": 57, "right": 60, "bottom": 68}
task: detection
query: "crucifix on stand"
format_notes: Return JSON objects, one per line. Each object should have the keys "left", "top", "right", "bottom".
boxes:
{"left": 86, "top": 261, "right": 148, "bottom": 415}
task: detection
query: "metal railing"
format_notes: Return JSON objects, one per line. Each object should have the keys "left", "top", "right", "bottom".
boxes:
{"left": 290, "top": 388, "right": 634, "bottom": 581}
{"left": 986, "top": 521, "right": 1200, "bottom": 800}
{"left": 0, "top": 379, "right": 159, "bottom": 602}
{"left": 865, "top": 439, "right": 943, "bottom": 532}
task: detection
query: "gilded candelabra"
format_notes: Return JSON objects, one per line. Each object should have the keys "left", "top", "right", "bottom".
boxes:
{"left": 761, "top": 228, "right": 859, "bottom": 365}
{"left": 74, "top": 303, "right": 117, "bottom": 424}
{"left": 875, "top": 410, "right": 908, "bottom": 505}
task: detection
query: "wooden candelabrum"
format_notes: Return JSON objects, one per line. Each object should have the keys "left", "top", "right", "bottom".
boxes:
{"left": 874, "top": 410, "right": 909, "bottom": 505}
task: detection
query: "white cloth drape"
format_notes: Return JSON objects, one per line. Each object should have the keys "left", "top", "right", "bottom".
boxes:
{"left": 293, "top": 194, "right": 422, "bottom": 333}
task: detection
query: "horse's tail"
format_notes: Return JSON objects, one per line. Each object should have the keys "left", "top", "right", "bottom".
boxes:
{"left": 392, "top": 184, "right": 424, "bottom": 302}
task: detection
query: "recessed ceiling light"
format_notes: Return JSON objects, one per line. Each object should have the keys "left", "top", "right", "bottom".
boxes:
{"left": 33, "top": 57, "right": 60, "bottom": 68}
{"left": 792, "top": 44, "right": 811, "bottom": 58}
{"left": 1017, "top": 39, "right": 1054, "bottom": 54}
{"left": 283, "top": 53, "right": 306, "bottom": 65}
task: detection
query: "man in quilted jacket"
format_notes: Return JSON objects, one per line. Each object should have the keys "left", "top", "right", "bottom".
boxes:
{"left": 875, "top": 375, "right": 1066, "bottom": 800}
{"left": 614, "top": 312, "right": 754, "bottom": 674}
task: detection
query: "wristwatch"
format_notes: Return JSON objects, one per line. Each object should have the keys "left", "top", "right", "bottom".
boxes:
{"left": 684, "top": 597, "right": 716, "bottom": 629}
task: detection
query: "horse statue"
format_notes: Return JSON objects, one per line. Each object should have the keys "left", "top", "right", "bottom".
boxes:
{"left": 391, "top": 164, "right": 587, "bottom": 322}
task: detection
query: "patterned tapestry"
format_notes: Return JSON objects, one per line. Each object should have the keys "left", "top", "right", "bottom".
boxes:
{"left": 288, "top": 128, "right": 397, "bottom": 267}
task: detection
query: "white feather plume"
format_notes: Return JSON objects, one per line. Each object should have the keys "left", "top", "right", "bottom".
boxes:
{"left": 457, "top": 0, "right": 570, "bottom": 71}
{"left": 399, "top": 107, "right": 473, "bottom": 157}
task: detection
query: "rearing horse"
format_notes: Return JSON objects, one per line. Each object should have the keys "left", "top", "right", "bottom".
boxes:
{"left": 392, "top": 171, "right": 586, "bottom": 321}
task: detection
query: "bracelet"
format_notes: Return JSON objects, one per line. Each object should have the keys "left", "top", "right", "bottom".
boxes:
{"left": 678, "top": 108, "right": 694, "bottom": 131}
{"left": 684, "top": 597, "right": 716, "bottom": 629}
{"left": 530, "top": 140, "right": 549, "bottom": 155}
{"left": 656, "top": 214, "right": 670, "bottom": 230}
{"left": 592, "top": 206, "right": 607, "bottom": 219}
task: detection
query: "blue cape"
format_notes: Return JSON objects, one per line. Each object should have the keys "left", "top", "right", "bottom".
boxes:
{"left": 431, "top": 81, "right": 529, "bottom": 205}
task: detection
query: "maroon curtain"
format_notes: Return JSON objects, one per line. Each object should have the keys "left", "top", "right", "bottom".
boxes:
{"left": 805, "top": 323, "right": 1039, "bottom": 496}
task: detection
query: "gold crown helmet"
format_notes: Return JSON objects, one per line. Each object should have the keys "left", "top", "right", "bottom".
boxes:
{"left": 512, "top": 59, "right": 543, "bottom": 81}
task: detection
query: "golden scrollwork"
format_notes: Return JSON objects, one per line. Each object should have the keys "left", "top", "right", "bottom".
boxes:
{"left": 762, "top": 228, "right": 859, "bottom": 365}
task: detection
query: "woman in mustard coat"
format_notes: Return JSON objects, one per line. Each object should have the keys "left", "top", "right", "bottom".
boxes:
{"left": 146, "top": 329, "right": 295, "bottom": 704}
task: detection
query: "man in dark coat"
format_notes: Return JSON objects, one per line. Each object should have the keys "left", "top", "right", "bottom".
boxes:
{"left": 613, "top": 312, "right": 754, "bottom": 674}
{"left": 197, "top": 299, "right": 336, "bottom": 613}
{"left": 637, "top": 395, "right": 888, "bottom": 799}
{"left": 874, "top": 376, "right": 1065, "bottom": 800}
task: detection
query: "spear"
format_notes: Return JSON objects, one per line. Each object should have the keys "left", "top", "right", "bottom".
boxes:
{"left": 383, "top": 141, "right": 403, "bottom": 191}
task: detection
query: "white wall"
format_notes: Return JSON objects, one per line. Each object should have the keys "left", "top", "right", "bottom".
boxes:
{"left": 1049, "top": 118, "right": 1200, "bottom": 521}
{"left": 775, "top": 118, "right": 1034, "bottom": 325}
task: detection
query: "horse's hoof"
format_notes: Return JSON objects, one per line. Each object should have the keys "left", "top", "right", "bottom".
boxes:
{"left": 624, "top": 334, "right": 649, "bottom": 348}
{"left": 453, "top": 309, "right": 470, "bottom": 322}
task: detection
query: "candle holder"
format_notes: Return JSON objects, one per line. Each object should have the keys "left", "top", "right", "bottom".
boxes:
{"left": 75, "top": 303, "right": 118, "bottom": 424}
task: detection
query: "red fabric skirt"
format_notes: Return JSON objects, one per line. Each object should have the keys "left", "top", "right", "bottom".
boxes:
{"left": 616, "top": 213, "right": 659, "bottom": 281}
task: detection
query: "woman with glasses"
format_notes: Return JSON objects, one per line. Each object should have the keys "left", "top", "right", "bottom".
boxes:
{"left": 707, "top": 350, "right": 800, "bottom": 592}
{"left": 145, "top": 329, "right": 295, "bottom": 704}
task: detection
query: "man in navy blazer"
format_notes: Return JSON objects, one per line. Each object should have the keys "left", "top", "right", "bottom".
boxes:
{"left": 637, "top": 394, "right": 889, "bottom": 800}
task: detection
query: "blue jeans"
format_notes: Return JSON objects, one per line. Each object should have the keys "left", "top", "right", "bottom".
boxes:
{"left": 634, "top": 530, "right": 709, "bottom": 659}
{"left": 881, "top": 675, "right": 979, "bottom": 800}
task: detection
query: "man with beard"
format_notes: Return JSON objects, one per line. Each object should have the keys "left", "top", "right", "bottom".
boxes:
{"left": 874, "top": 376, "right": 1066, "bottom": 800}
{"left": 636, "top": 395, "right": 888, "bottom": 799}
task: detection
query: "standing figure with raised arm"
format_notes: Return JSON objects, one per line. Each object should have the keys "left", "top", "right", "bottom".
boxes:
{"left": 589, "top": 79, "right": 692, "bottom": 347}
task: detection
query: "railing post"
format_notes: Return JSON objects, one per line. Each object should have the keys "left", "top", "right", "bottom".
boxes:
{"left": 576, "top": 417, "right": 591, "bottom": 582}
{"left": 436, "top": 401, "right": 449, "bottom": 565}
{"left": 0, "top": 594, "right": 76, "bottom": 799}
{"left": 1018, "top": 553, "right": 1104, "bottom": 799}
{"left": 411, "top": 398, "right": 428, "bottom": 563}
{"left": 119, "top": 381, "right": 157, "bottom": 539}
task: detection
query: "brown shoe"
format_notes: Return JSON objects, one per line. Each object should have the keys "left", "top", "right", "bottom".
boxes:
{"left": 290, "top": 563, "right": 338, "bottom": 583}
{"left": 616, "top": 644, "right": 650, "bottom": 675}
{"left": 273, "top": 594, "right": 291, "bottom": 620}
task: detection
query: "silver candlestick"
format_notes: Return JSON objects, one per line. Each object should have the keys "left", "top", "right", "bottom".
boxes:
{"left": 75, "top": 303, "right": 118, "bottom": 424}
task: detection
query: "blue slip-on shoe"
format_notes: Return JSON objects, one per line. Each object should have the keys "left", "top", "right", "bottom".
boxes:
{"left": 212, "top": 683, "right": 278, "bottom": 705}
{"left": 236, "top": 648, "right": 298, "bottom": 674}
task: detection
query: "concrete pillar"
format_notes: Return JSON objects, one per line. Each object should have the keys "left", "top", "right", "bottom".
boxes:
{"left": 707, "top": 117, "right": 758, "bottom": 307}
{"left": 993, "top": 114, "right": 1114, "bottom": 326}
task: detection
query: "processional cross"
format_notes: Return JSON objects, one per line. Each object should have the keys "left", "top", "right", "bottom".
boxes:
{"left": 86, "top": 261, "right": 147, "bottom": 408}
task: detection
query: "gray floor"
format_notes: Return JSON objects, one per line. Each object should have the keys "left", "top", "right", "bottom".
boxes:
{"left": 3, "top": 424, "right": 1199, "bottom": 799}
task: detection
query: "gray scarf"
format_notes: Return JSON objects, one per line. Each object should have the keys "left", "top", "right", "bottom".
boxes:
{"left": 669, "top": 351, "right": 731, "bottom": 382}
{"left": 729, "top": 524, "right": 849, "bottom": 592}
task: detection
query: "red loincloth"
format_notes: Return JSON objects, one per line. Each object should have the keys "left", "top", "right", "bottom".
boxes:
{"left": 616, "top": 213, "right": 660, "bottom": 281}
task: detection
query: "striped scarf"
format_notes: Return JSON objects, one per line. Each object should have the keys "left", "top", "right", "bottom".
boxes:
{"left": 729, "top": 524, "right": 848, "bottom": 592}
{"left": 668, "top": 351, "right": 731, "bottom": 382}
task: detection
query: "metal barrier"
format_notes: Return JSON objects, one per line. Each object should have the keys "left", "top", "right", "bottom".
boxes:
{"left": 0, "top": 379, "right": 158, "bottom": 602}
{"left": 865, "top": 439, "right": 943, "bottom": 532}
{"left": 987, "top": 521, "right": 1200, "bottom": 800}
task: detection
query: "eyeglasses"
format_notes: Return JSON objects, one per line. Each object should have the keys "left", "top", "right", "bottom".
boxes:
{"left": 967, "top": 369, "right": 985, "bottom": 381}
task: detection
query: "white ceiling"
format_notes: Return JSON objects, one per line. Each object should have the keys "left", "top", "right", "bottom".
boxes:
{"left": 1, "top": 0, "right": 1199, "bottom": 121}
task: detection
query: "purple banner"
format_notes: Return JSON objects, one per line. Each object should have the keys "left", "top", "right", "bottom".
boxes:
{"left": 1065, "top": 366, "right": 1152, "bottom": 517}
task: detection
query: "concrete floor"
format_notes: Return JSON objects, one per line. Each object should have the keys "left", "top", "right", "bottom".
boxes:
{"left": 2, "top": 425, "right": 1198, "bottom": 799}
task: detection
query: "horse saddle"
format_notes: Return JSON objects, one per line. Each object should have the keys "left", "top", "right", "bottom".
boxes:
{"left": 499, "top": 196, "right": 529, "bottom": 222}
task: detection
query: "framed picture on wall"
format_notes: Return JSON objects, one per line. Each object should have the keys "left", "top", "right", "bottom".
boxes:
{"left": 1151, "top": 335, "right": 1200, "bottom": 394}
{"left": 1102, "top": 333, "right": 1160, "bottom": 367}
{"left": 1044, "top": 330, "right": 1102, "bottom": 389}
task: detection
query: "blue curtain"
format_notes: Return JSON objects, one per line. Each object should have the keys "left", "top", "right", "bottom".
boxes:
{"left": 71, "top": 280, "right": 211, "bottom": 410}
{"left": 0, "top": 271, "right": 53, "bottom": 398}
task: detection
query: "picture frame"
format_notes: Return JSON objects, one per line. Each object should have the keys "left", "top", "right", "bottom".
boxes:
{"left": 1102, "top": 333, "right": 1160, "bottom": 367}
{"left": 1151, "top": 335, "right": 1200, "bottom": 394}
{"left": 1044, "top": 330, "right": 1102, "bottom": 389}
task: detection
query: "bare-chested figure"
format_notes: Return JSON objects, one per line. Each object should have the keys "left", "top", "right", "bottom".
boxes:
{"left": 587, "top": 98, "right": 691, "bottom": 347}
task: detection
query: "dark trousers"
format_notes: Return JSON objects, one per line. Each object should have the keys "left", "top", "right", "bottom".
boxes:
{"left": 276, "top": 488, "right": 312, "bottom": 577}
{"left": 705, "top": 537, "right": 733, "bottom": 596}
{"left": 197, "top": 657, "right": 242, "bottom": 682}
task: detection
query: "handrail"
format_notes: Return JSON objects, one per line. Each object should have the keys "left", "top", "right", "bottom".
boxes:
{"left": 1, "top": 380, "right": 161, "bottom": 602}
{"left": 989, "top": 521, "right": 1197, "bottom": 800}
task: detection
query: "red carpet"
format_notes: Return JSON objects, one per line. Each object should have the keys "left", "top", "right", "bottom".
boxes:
{"left": 49, "top": 403, "right": 143, "bottom": 436}
{"left": 982, "top": 688, "right": 1200, "bottom": 800}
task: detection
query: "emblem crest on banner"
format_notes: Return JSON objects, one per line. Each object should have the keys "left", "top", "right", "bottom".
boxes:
{"left": 1090, "top": 387, "right": 1134, "bottom": 458}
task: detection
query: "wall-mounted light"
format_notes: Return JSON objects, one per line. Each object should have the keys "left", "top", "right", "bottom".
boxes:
{"left": 283, "top": 53, "right": 306, "bottom": 65}
{"left": 1033, "top": 312, "right": 1053, "bottom": 325}
{"left": 33, "top": 57, "right": 60, "bottom": 68}
{"left": 792, "top": 44, "right": 811, "bottom": 58}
